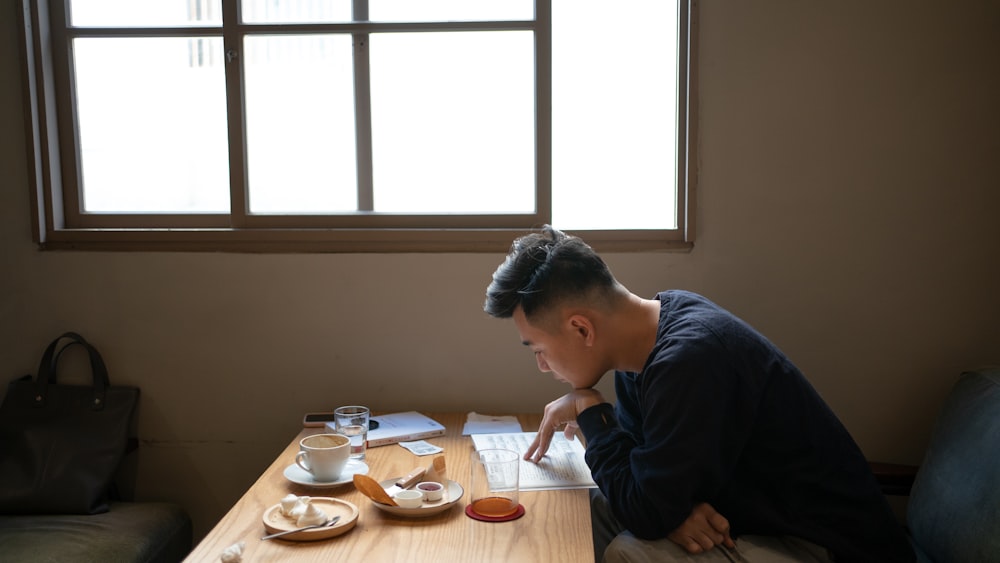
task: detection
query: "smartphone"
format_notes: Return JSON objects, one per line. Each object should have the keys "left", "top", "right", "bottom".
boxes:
{"left": 302, "top": 412, "right": 337, "bottom": 427}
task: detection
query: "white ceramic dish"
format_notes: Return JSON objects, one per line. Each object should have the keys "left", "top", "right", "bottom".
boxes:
{"left": 262, "top": 497, "right": 358, "bottom": 541}
{"left": 393, "top": 489, "right": 424, "bottom": 508}
{"left": 372, "top": 478, "right": 464, "bottom": 517}
{"left": 416, "top": 481, "right": 444, "bottom": 502}
{"left": 284, "top": 459, "right": 369, "bottom": 488}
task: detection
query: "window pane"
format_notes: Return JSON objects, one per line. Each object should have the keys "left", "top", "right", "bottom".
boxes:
{"left": 73, "top": 37, "right": 230, "bottom": 213}
{"left": 69, "top": 0, "right": 222, "bottom": 27}
{"left": 369, "top": 32, "right": 534, "bottom": 214}
{"left": 552, "top": 0, "right": 678, "bottom": 230}
{"left": 244, "top": 35, "right": 358, "bottom": 213}
{"left": 241, "top": 0, "right": 352, "bottom": 24}
{"left": 240, "top": 0, "right": 533, "bottom": 24}
{"left": 369, "top": 0, "right": 533, "bottom": 22}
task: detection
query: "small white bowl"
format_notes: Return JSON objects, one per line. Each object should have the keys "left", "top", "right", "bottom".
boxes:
{"left": 416, "top": 481, "right": 444, "bottom": 502}
{"left": 393, "top": 490, "right": 424, "bottom": 509}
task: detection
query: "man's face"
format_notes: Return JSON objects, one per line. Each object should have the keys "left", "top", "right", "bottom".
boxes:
{"left": 512, "top": 306, "right": 602, "bottom": 389}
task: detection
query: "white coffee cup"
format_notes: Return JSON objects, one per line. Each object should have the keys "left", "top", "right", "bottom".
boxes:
{"left": 295, "top": 433, "right": 350, "bottom": 482}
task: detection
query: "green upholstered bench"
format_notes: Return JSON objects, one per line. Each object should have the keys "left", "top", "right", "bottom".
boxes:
{"left": 0, "top": 435, "right": 192, "bottom": 563}
{"left": 0, "top": 501, "right": 192, "bottom": 563}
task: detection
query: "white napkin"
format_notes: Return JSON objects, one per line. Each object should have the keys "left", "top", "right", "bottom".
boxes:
{"left": 462, "top": 412, "right": 523, "bottom": 435}
{"left": 398, "top": 440, "right": 444, "bottom": 456}
{"left": 220, "top": 541, "right": 245, "bottom": 563}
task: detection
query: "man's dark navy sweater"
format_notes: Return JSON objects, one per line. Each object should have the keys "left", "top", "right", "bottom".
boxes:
{"left": 577, "top": 290, "right": 914, "bottom": 562}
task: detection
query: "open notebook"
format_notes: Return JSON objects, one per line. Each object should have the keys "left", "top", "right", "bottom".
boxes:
{"left": 471, "top": 432, "right": 597, "bottom": 491}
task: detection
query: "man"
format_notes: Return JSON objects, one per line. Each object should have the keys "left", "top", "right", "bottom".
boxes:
{"left": 484, "top": 226, "right": 914, "bottom": 562}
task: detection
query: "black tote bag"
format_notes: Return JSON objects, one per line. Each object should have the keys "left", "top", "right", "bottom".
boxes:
{"left": 0, "top": 332, "right": 139, "bottom": 514}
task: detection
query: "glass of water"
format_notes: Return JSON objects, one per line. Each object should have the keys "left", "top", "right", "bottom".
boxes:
{"left": 334, "top": 405, "right": 369, "bottom": 460}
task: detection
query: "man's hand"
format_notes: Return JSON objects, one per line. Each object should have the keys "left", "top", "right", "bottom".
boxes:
{"left": 667, "top": 502, "right": 736, "bottom": 554}
{"left": 524, "top": 389, "right": 605, "bottom": 463}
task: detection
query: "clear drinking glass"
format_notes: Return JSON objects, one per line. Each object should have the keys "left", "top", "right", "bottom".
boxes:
{"left": 334, "top": 406, "right": 370, "bottom": 460}
{"left": 469, "top": 448, "right": 520, "bottom": 518}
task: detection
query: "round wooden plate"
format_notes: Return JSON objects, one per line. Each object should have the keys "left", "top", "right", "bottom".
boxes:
{"left": 262, "top": 497, "right": 359, "bottom": 541}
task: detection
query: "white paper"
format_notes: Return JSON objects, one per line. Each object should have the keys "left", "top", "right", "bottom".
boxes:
{"left": 471, "top": 432, "right": 597, "bottom": 490}
{"left": 398, "top": 440, "right": 443, "bottom": 456}
{"left": 462, "top": 412, "right": 523, "bottom": 435}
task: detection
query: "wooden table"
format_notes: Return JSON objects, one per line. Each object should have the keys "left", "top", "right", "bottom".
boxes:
{"left": 183, "top": 413, "right": 594, "bottom": 562}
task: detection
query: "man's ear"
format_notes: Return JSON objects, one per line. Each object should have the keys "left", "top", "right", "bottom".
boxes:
{"left": 567, "top": 314, "right": 595, "bottom": 346}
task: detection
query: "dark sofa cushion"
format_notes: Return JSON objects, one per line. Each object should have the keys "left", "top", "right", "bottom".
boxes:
{"left": 906, "top": 368, "right": 1000, "bottom": 563}
{"left": 0, "top": 501, "right": 191, "bottom": 563}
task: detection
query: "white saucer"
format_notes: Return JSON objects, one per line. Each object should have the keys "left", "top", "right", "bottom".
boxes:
{"left": 284, "top": 459, "right": 369, "bottom": 488}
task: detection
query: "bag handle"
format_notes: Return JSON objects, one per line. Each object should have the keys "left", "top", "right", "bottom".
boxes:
{"left": 32, "top": 332, "right": 111, "bottom": 411}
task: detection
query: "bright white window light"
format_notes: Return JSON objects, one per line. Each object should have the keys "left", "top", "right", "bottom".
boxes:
{"left": 65, "top": 0, "right": 682, "bottom": 231}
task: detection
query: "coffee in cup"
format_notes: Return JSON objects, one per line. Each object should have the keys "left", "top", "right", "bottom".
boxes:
{"left": 295, "top": 433, "right": 350, "bottom": 482}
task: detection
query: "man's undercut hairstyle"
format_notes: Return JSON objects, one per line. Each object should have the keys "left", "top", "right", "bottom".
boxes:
{"left": 484, "top": 225, "right": 617, "bottom": 320}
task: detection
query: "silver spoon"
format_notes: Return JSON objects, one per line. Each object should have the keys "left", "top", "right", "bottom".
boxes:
{"left": 261, "top": 515, "right": 341, "bottom": 540}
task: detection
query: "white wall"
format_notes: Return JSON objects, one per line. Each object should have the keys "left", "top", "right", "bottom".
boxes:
{"left": 2, "top": 0, "right": 998, "bottom": 542}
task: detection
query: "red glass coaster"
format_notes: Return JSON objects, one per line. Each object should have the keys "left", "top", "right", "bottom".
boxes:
{"left": 465, "top": 503, "right": 526, "bottom": 522}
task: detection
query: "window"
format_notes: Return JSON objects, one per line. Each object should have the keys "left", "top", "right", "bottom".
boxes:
{"left": 20, "top": 0, "right": 695, "bottom": 252}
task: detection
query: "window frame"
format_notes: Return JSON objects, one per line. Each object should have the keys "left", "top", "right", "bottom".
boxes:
{"left": 19, "top": 0, "right": 697, "bottom": 253}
